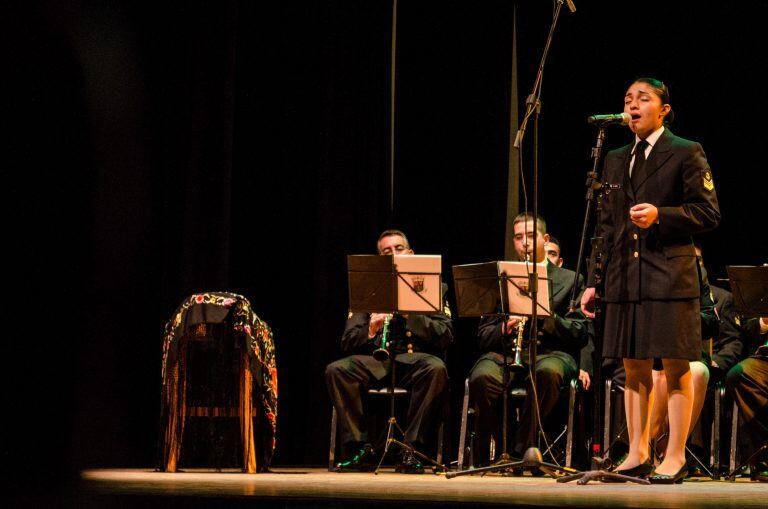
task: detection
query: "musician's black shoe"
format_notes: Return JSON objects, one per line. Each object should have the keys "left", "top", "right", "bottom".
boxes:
{"left": 395, "top": 449, "right": 425, "bottom": 474}
{"left": 686, "top": 463, "right": 706, "bottom": 478}
{"left": 334, "top": 444, "right": 376, "bottom": 472}
{"left": 750, "top": 462, "right": 768, "bottom": 482}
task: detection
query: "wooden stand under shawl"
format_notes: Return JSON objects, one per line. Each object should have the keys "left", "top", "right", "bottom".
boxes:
{"left": 158, "top": 292, "right": 277, "bottom": 473}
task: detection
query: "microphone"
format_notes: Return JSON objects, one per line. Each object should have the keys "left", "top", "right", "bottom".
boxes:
{"left": 587, "top": 112, "right": 630, "bottom": 126}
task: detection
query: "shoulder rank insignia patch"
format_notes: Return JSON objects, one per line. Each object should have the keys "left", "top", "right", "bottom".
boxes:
{"left": 443, "top": 302, "right": 452, "bottom": 318}
{"left": 348, "top": 310, "right": 353, "bottom": 319}
{"left": 703, "top": 169, "right": 714, "bottom": 191}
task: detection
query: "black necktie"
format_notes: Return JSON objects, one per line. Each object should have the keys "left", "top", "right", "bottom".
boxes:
{"left": 630, "top": 140, "right": 648, "bottom": 189}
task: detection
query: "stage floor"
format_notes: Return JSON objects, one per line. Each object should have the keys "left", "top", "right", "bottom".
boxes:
{"left": 75, "top": 467, "right": 767, "bottom": 508}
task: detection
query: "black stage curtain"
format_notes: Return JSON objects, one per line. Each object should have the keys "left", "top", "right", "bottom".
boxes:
{"left": 2, "top": 1, "right": 767, "bottom": 496}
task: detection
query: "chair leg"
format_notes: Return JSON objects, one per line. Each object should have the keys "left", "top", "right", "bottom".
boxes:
{"left": 437, "top": 389, "right": 449, "bottom": 467}
{"left": 457, "top": 378, "right": 470, "bottom": 470}
{"left": 566, "top": 379, "right": 576, "bottom": 467}
{"left": 603, "top": 378, "right": 612, "bottom": 457}
{"left": 711, "top": 384, "right": 722, "bottom": 479}
{"left": 437, "top": 417, "right": 445, "bottom": 466}
{"left": 329, "top": 407, "right": 338, "bottom": 471}
{"left": 729, "top": 401, "right": 739, "bottom": 474}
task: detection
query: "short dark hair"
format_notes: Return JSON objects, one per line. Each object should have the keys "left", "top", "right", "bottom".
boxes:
{"left": 547, "top": 235, "right": 560, "bottom": 248}
{"left": 377, "top": 229, "right": 410, "bottom": 251}
{"left": 633, "top": 77, "right": 675, "bottom": 124}
{"left": 512, "top": 212, "right": 546, "bottom": 235}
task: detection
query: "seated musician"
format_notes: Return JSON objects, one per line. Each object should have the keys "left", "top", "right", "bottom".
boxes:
{"left": 580, "top": 251, "right": 726, "bottom": 474}
{"left": 726, "top": 304, "right": 768, "bottom": 482}
{"left": 325, "top": 229, "right": 453, "bottom": 473}
{"left": 647, "top": 249, "right": 733, "bottom": 472}
{"left": 469, "top": 213, "right": 592, "bottom": 464}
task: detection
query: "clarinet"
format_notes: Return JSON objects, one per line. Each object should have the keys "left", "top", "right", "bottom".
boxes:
{"left": 372, "top": 315, "right": 392, "bottom": 361}
{"left": 509, "top": 316, "right": 527, "bottom": 371}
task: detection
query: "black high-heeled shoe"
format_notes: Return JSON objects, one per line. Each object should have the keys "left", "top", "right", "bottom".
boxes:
{"left": 648, "top": 464, "right": 689, "bottom": 484}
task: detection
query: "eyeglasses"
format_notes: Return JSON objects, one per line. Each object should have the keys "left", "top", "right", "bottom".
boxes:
{"left": 380, "top": 244, "right": 408, "bottom": 255}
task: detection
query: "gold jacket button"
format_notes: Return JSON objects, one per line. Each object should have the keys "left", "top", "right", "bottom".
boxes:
{"left": 406, "top": 330, "right": 412, "bottom": 338}
{"left": 633, "top": 251, "right": 639, "bottom": 258}
{"left": 633, "top": 233, "right": 638, "bottom": 240}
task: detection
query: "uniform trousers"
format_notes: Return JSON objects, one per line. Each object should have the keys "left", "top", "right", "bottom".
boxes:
{"left": 726, "top": 355, "right": 768, "bottom": 450}
{"left": 468, "top": 351, "right": 577, "bottom": 460}
{"left": 325, "top": 353, "right": 448, "bottom": 451}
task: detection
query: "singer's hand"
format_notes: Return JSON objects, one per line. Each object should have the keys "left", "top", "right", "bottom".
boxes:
{"left": 581, "top": 287, "right": 596, "bottom": 318}
{"left": 368, "top": 313, "right": 390, "bottom": 338}
{"left": 629, "top": 203, "right": 658, "bottom": 229}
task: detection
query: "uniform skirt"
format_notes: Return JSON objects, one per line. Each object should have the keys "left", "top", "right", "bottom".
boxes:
{"left": 602, "top": 298, "right": 700, "bottom": 361}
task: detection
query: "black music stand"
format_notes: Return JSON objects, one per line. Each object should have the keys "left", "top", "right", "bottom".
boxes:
{"left": 447, "top": 262, "right": 575, "bottom": 479}
{"left": 725, "top": 265, "right": 768, "bottom": 481}
{"left": 451, "top": 262, "right": 526, "bottom": 475}
{"left": 346, "top": 254, "right": 448, "bottom": 474}
{"left": 726, "top": 266, "right": 768, "bottom": 319}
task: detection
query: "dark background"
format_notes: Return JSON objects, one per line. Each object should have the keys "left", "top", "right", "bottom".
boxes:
{"left": 3, "top": 0, "right": 766, "bottom": 494}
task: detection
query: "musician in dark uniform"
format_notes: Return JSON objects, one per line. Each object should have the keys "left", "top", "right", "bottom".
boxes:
{"left": 726, "top": 313, "right": 768, "bottom": 482}
{"left": 579, "top": 252, "right": 720, "bottom": 468}
{"left": 647, "top": 256, "right": 727, "bottom": 468}
{"left": 647, "top": 248, "right": 744, "bottom": 469}
{"left": 469, "top": 213, "right": 591, "bottom": 462}
{"left": 581, "top": 78, "right": 720, "bottom": 483}
{"left": 325, "top": 229, "right": 453, "bottom": 473}
{"left": 695, "top": 247, "right": 745, "bottom": 377}
{"left": 544, "top": 235, "right": 564, "bottom": 268}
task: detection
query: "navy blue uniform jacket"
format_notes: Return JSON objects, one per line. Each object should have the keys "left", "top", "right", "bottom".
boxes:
{"left": 594, "top": 128, "right": 721, "bottom": 302}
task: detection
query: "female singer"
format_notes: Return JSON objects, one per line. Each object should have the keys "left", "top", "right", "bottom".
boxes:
{"left": 581, "top": 78, "right": 720, "bottom": 483}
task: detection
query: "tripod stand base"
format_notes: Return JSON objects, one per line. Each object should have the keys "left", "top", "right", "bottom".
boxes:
{"left": 373, "top": 418, "right": 448, "bottom": 475}
{"left": 446, "top": 447, "right": 578, "bottom": 479}
{"left": 556, "top": 469, "right": 651, "bottom": 485}
{"left": 554, "top": 455, "right": 650, "bottom": 485}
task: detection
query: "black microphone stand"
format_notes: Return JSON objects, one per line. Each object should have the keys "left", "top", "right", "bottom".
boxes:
{"left": 447, "top": 0, "right": 575, "bottom": 479}
{"left": 556, "top": 128, "right": 648, "bottom": 485}
{"left": 500, "top": 0, "right": 569, "bottom": 478}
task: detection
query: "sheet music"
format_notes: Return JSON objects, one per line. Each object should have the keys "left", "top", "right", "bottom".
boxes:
{"left": 394, "top": 255, "right": 442, "bottom": 313}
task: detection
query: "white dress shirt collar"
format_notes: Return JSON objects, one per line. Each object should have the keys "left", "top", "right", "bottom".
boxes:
{"left": 633, "top": 125, "right": 665, "bottom": 155}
